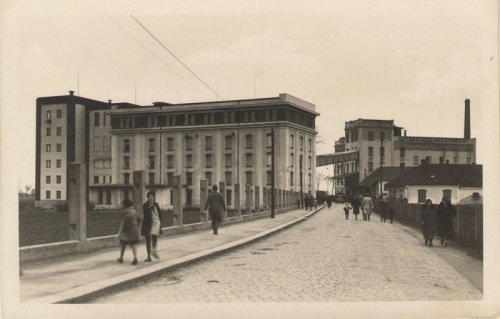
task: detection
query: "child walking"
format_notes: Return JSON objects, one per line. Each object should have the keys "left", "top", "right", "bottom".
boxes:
{"left": 343, "top": 202, "right": 352, "bottom": 220}
{"left": 117, "top": 199, "right": 141, "bottom": 265}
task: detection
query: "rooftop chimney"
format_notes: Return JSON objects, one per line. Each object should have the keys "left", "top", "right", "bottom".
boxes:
{"left": 69, "top": 90, "right": 74, "bottom": 96}
{"left": 464, "top": 99, "right": 470, "bottom": 139}
{"left": 108, "top": 100, "right": 112, "bottom": 104}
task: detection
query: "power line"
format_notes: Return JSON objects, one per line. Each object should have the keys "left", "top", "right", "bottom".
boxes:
{"left": 130, "top": 15, "right": 224, "bottom": 100}
{"left": 108, "top": 17, "right": 203, "bottom": 96}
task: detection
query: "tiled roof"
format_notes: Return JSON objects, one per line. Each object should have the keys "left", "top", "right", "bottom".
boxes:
{"left": 385, "top": 164, "right": 482, "bottom": 188}
{"left": 359, "top": 166, "right": 413, "bottom": 187}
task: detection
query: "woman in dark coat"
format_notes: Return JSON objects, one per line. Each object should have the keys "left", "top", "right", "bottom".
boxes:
{"left": 437, "top": 198, "right": 456, "bottom": 246}
{"left": 420, "top": 199, "right": 437, "bottom": 246}
{"left": 351, "top": 197, "right": 360, "bottom": 219}
{"left": 117, "top": 199, "right": 141, "bottom": 265}
{"left": 142, "top": 191, "right": 162, "bottom": 262}
{"left": 378, "top": 196, "right": 389, "bottom": 222}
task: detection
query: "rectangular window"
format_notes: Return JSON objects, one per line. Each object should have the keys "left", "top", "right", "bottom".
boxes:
{"left": 426, "top": 156, "right": 432, "bottom": 163}
{"left": 94, "top": 113, "right": 100, "bottom": 127}
{"left": 266, "top": 171, "right": 272, "bottom": 185}
{"left": 167, "top": 172, "right": 174, "bottom": 186}
{"left": 46, "top": 190, "right": 51, "bottom": 199}
{"left": 245, "top": 171, "right": 253, "bottom": 185}
{"left": 245, "top": 153, "right": 253, "bottom": 167}
{"left": 46, "top": 110, "right": 51, "bottom": 120}
{"left": 205, "top": 172, "right": 213, "bottom": 185}
{"left": 98, "top": 190, "right": 104, "bottom": 204}
{"left": 443, "top": 189, "right": 452, "bottom": 202}
{"left": 94, "top": 137, "right": 100, "bottom": 152}
{"left": 149, "top": 138, "right": 155, "bottom": 152}
{"left": 46, "top": 175, "right": 51, "bottom": 184}
{"left": 56, "top": 191, "right": 61, "bottom": 199}
{"left": 308, "top": 139, "right": 312, "bottom": 152}
{"left": 94, "top": 176, "right": 99, "bottom": 184}
{"left": 205, "top": 154, "right": 213, "bottom": 168}
{"left": 46, "top": 127, "right": 51, "bottom": 136}
{"left": 46, "top": 144, "right": 51, "bottom": 152}
{"left": 413, "top": 155, "right": 419, "bottom": 165}
{"left": 346, "top": 131, "right": 350, "bottom": 143}
{"left": 308, "top": 156, "right": 312, "bottom": 169}
{"left": 290, "top": 153, "right": 294, "bottom": 167}
{"left": 400, "top": 147, "right": 405, "bottom": 157}
{"left": 225, "top": 171, "right": 232, "bottom": 185}
{"left": 123, "top": 139, "right": 130, "bottom": 153}
{"left": 124, "top": 173, "right": 130, "bottom": 184}
{"left": 185, "top": 136, "right": 193, "bottom": 151}
{"left": 186, "top": 172, "right": 193, "bottom": 186}
{"left": 46, "top": 160, "right": 51, "bottom": 168}
{"left": 56, "top": 144, "right": 62, "bottom": 152}
{"left": 380, "top": 131, "right": 385, "bottom": 141}
{"left": 225, "top": 135, "right": 233, "bottom": 150}
{"left": 106, "top": 190, "right": 111, "bottom": 205}
{"left": 290, "top": 134, "right": 294, "bottom": 149}
{"left": 300, "top": 136, "right": 304, "bottom": 150}
{"left": 167, "top": 138, "right": 174, "bottom": 151}
{"left": 186, "top": 155, "right": 193, "bottom": 168}
{"left": 167, "top": 155, "right": 174, "bottom": 168}
{"left": 226, "top": 189, "right": 232, "bottom": 205}
{"left": 56, "top": 159, "right": 61, "bottom": 168}
{"left": 368, "top": 162, "right": 373, "bottom": 172}
{"left": 245, "top": 134, "right": 253, "bottom": 149}
{"left": 124, "top": 156, "right": 130, "bottom": 169}
{"left": 149, "top": 172, "right": 155, "bottom": 185}
{"left": 56, "top": 175, "right": 61, "bottom": 184}
{"left": 56, "top": 109, "right": 62, "bottom": 118}
{"left": 225, "top": 154, "right": 233, "bottom": 167}
{"left": 186, "top": 189, "right": 193, "bottom": 206}
{"left": 418, "top": 189, "right": 427, "bottom": 203}
{"left": 56, "top": 127, "right": 62, "bottom": 136}
{"left": 368, "top": 131, "right": 374, "bottom": 141}
{"left": 290, "top": 172, "right": 294, "bottom": 186}
{"left": 267, "top": 153, "right": 272, "bottom": 166}
{"left": 205, "top": 136, "right": 213, "bottom": 150}
{"left": 149, "top": 155, "right": 155, "bottom": 169}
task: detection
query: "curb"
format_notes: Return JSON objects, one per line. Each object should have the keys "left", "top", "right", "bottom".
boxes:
{"left": 28, "top": 206, "right": 325, "bottom": 304}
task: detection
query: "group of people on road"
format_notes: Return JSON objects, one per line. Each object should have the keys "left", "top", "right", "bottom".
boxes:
{"left": 420, "top": 197, "right": 456, "bottom": 247}
{"left": 116, "top": 185, "right": 227, "bottom": 265}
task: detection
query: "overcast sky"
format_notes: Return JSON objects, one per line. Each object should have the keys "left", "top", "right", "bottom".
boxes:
{"left": 1, "top": 0, "right": 498, "bottom": 191}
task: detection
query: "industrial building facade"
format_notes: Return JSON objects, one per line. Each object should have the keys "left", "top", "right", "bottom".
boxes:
{"left": 36, "top": 92, "right": 319, "bottom": 210}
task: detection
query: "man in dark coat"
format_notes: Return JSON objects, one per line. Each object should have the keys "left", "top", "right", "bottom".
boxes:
{"left": 351, "top": 196, "right": 361, "bottom": 220}
{"left": 437, "top": 198, "right": 456, "bottom": 246}
{"left": 421, "top": 199, "right": 437, "bottom": 246}
{"left": 204, "top": 185, "right": 226, "bottom": 235}
{"left": 378, "top": 196, "right": 389, "bottom": 222}
{"left": 141, "top": 191, "right": 162, "bottom": 262}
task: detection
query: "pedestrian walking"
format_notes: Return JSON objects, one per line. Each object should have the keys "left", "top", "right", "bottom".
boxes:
{"left": 437, "top": 198, "right": 456, "bottom": 246}
{"left": 204, "top": 184, "right": 226, "bottom": 235}
{"left": 378, "top": 196, "right": 389, "bottom": 222}
{"left": 304, "top": 194, "right": 310, "bottom": 210}
{"left": 343, "top": 202, "right": 352, "bottom": 220}
{"left": 361, "top": 193, "right": 374, "bottom": 221}
{"left": 388, "top": 205, "right": 395, "bottom": 224}
{"left": 326, "top": 196, "right": 332, "bottom": 209}
{"left": 420, "top": 199, "right": 437, "bottom": 246}
{"left": 116, "top": 199, "right": 141, "bottom": 265}
{"left": 351, "top": 196, "right": 360, "bottom": 220}
{"left": 296, "top": 198, "right": 301, "bottom": 209}
{"left": 141, "top": 191, "right": 162, "bottom": 262}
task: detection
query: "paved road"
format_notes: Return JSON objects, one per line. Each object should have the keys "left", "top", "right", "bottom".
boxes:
{"left": 93, "top": 204, "right": 482, "bottom": 303}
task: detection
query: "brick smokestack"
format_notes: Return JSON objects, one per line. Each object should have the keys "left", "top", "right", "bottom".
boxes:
{"left": 464, "top": 99, "right": 470, "bottom": 139}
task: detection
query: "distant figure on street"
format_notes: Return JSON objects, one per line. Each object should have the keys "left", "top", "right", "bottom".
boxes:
{"left": 142, "top": 191, "right": 162, "bottom": 262}
{"left": 388, "top": 205, "right": 395, "bottom": 224}
{"left": 117, "top": 199, "right": 141, "bottom": 265}
{"left": 361, "top": 193, "right": 374, "bottom": 221}
{"left": 304, "top": 193, "right": 310, "bottom": 210}
{"left": 420, "top": 199, "right": 437, "bottom": 246}
{"left": 437, "top": 198, "right": 456, "bottom": 246}
{"left": 326, "top": 196, "right": 332, "bottom": 209}
{"left": 204, "top": 185, "right": 226, "bottom": 235}
{"left": 343, "top": 202, "right": 352, "bottom": 220}
{"left": 378, "top": 196, "right": 389, "bottom": 222}
{"left": 351, "top": 196, "right": 360, "bottom": 220}
{"left": 296, "top": 198, "right": 301, "bottom": 209}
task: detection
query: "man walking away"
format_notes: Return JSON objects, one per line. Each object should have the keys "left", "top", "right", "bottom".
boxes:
{"left": 361, "top": 193, "right": 374, "bottom": 221}
{"left": 204, "top": 185, "right": 226, "bottom": 235}
{"left": 378, "top": 196, "right": 389, "bottom": 222}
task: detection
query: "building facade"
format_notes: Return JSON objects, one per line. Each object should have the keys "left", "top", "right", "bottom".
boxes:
{"left": 36, "top": 92, "right": 319, "bottom": 210}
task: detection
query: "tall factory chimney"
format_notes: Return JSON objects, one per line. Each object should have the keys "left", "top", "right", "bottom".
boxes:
{"left": 464, "top": 99, "right": 471, "bottom": 139}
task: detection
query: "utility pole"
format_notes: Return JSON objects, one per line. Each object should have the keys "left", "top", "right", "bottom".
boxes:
{"left": 299, "top": 154, "right": 304, "bottom": 208}
{"left": 268, "top": 128, "right": 276, "bottom": 218}
{"left": 379, "top": 137, "right": 385, "bottom": 198}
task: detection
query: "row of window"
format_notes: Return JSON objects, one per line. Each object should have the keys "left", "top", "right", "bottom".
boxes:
{"left": 346, "top": 130, "right": 386, "bottom": 143}
{"left": 45, "top": 175, "right": 62, "bottom": 184}
{"left": 94, "top": 175, "right": 112, "bottom": 184}
{"left": 93, "top": 136, "right": 112, "bottom": 152}
{"left": 113, "top": 108, "right": 315, "bottom": 130}
{"left": 45, "top": 159, "right": 62, "bottom": 168}
{"left": 45, "top": 190, "right": 62, "bottom": 199}
{"left": 93, "top": 112, "right": 109, "bottom": 127}
{"left": 45, "top": 127, "right": 63, "bottom": 136}
{"left": 46, "top": 109, "right": 63, "bottom": 120}
{"left": 45, "top": 144, "right": 63, "bottom": 152}
{"left": 289, "top": 134, "right": 313, "bottom": 152}
{"left": 417, "top": 189, "right": 452, "bottom": 203}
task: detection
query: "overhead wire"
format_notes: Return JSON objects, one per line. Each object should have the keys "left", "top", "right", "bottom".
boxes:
{"left": 130, "top": 15, "right": 224, "bottom": 101}
{"left": 108, "top": 17, "right": 204, "bottom": 96}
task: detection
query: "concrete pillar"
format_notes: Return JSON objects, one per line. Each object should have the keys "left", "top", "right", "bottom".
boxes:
{"left": 200, "top": 179, "right": 208, "bottom": 222}
{"left": 245, "top": 185, "right": 251, "bottom": 213}
{"left": 263, "top": 186, "right": 267, "bottom": 211}
{"left": 255, "top": 186, "right": 260, "bottom": 212}
{"left": 69, "top": 162, "right": 86, "bottom": 242}
{"left": 132, "top": 171, "right": 146, "bottom": 219}
{"left": 219, "top": 181, "right": 226, "bottom": 219}
{"left": 173, "top": 175, "right": 184, "bottom": 226}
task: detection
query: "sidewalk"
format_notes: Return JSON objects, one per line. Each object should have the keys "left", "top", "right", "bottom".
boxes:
{"left": 20, "top": 206, "right": 324, "bottom": 303}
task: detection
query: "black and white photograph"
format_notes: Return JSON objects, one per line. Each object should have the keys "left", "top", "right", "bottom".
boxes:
{"left": 1, "top": 0, "right": 499, "bottom": 318}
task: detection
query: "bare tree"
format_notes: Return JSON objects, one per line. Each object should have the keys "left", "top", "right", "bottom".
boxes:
{"left": 315, "top": 125, "right": 326, "bottom": 145}
{"left": 316, "top": 171, "right": 328, "bottom": 190}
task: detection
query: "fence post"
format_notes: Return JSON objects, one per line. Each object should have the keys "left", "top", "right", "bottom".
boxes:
{"left": 68, "top": 162, "right": 87, "bottom": 242}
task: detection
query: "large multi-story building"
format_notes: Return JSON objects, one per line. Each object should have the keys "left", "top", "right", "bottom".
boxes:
{"left": 317, "top": 99, "right": 477, "bottom": 196}
{"left": 36, "top": 92, "right": 319, "bottom": 210}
